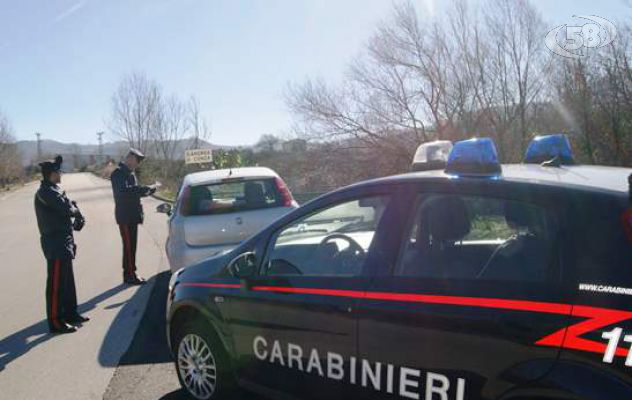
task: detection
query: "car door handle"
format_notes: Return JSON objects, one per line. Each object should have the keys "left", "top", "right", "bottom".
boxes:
{"left": 334, "top": 305, "right": 353, "bottom": 313}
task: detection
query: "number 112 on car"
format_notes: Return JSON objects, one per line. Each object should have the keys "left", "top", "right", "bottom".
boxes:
{"left": 602, "top": 328, "right": 632, "bottom": 365}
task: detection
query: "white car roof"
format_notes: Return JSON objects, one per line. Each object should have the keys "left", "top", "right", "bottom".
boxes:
{"left": 183, "top": 167, "right": 280, "bottom": 187}
{"left": 502, "top": 164, "right": 632, "bottom": 193}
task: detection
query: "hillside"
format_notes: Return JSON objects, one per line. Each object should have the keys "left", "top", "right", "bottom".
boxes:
{"left": 16, "top": 138, "right": 230, "bottom": 166}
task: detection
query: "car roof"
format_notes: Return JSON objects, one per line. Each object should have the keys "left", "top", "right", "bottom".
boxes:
{"left": 361, "top": 164, "right": 632, "bottom": 195}
{"left": 502, "top": 164, "right": 631, "bottom": 193}
{"left": 183, "top": 167, "right": 279, "bottom": 186}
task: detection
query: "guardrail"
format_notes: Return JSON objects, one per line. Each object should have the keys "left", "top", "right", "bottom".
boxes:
{"left": 293, "top": 192, "right": 325, "bottom": 204}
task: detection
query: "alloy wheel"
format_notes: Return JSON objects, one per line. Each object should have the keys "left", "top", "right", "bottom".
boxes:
{"left": 178, "top": 333, "right": 218, "bottom": 399}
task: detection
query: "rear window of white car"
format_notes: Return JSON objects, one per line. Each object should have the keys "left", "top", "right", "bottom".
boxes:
{"left": 185, "top": 178, "right": 284, "bottom": 216}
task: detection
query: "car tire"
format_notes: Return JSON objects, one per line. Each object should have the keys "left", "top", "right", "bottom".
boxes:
{"left": 173, "top": 318, "right": 236, "bottom": 400}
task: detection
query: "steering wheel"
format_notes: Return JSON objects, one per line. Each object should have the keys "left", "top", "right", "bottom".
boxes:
{"left": 316, "top": 233, "right": 366, "bottom": 272}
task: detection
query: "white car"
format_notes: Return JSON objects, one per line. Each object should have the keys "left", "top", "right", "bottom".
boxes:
{"left": 158, "top": 167, "right": 298, "bottom": 272}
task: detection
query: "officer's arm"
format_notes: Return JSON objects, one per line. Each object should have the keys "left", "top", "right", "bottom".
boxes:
{"left": 111, "top": 170, "right": 150, "bottom": 198}
{"left": 37, "top": 189, "right": 78, "bottom": 217}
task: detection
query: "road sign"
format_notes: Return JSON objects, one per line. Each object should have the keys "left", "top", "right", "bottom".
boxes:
{"left": 185, "top": 149, "right": 213, "bottom": 164}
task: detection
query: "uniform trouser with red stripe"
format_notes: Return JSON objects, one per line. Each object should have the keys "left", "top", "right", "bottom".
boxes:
{"left": 46, "top": 257, "right": 78, "bottom": 330}
{"left": 118, "top": 224, "right": 138, "bottom": 280}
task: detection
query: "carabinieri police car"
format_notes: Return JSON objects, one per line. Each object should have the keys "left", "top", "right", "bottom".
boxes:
{"left": 167, "top": 134, "right": 632, "bottom": 400}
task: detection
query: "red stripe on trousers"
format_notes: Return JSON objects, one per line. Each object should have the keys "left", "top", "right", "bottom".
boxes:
{"left": 51, "top": 259, "right": 61, "bottom": 329}
{"left": 122, "top": 225, "right": 133, "bottom": 277}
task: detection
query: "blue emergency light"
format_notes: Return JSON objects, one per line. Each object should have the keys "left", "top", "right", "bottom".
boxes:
{"left": 445, "top": 137, "right": 502, "bottom": 176}
{"left": 524, "top": 134, "right": 574, "bottom": 165}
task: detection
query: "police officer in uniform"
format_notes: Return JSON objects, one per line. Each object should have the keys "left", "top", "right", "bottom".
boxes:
{"left": 111, "top": 149, "right": 156, "bottom": 285}
{"left": 34, "top": 155, "right": 89, "bottom": 334}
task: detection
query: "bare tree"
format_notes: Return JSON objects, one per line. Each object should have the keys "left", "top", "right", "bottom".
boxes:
{"left": 485, "top": 0, "right": 550, "bottom": 156}
{"left": 286, "top": 0, "right": 554, "bottom": 169}
{"left": 0, "top": 110, "right": 23, "bottom": 186}
{"left": 552, "top": 20, "right": 632, "bottom": 166}
{"left": 595, "top": 28, "right": 632, "bottom": 165}
{"left": 153, "top": 95, "right": 190, "bottom": 163}
{"left": 286, "top": 1, "right": 482, "bottom": 164}
{"left": 109, "top": 72, "right": 162, "bottom": 153}
{"left": 188, "top": 96, "right": 211, "bottom": 149}
{"left": 256, "top": 134, "right": 282, "bottom": 152}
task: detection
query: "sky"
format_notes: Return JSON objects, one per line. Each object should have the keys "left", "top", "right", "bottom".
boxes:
{"left": 0, "top": 0, "right": 630, "bottom": 146}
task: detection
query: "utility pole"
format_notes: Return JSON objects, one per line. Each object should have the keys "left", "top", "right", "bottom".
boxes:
{"left": 97, "top": 131, "right": 104, "bottom": 159}
{"left": 35, "top": 132, "right": 42, "bottom": 161}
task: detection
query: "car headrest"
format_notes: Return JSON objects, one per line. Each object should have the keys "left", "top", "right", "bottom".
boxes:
{"left": 244, "top": 181, "right": 265, "bottom": 204}
{"left": 191, "top": 187, "right": 213, "bottom": 214}
{"left": 505, "top": 201, "right": 536, "bottom": 230}
{"left": 191, "top": 186, "right": 213, "bottom": 201}
{"left": 426, "top": 196, "right": 471, "bottom": 242}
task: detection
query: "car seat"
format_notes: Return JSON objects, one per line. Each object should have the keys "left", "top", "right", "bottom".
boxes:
{"left": 192, "top": 186, "right": 214, "bottom": 214}
{"left": 244, "top": 181, "right": 267, "bottom": 209}
{"left": 476, "top": 201, "right": 549, "bottom": 281}
{"left": 399, "top": 196, "right": 471, "bottom": 278}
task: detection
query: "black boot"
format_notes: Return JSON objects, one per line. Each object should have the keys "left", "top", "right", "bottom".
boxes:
{"left": 50, "top": 322, "right": 77, "bottom": 334}
{"left": 68, "top": 314, "right": 90, "bottom": 324}
{"left": 124, "top": 275, "right": 146, "bottom": 285}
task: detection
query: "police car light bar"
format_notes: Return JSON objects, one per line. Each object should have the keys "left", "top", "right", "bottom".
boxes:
{"left": 524, "top": 134, "right": 575, "bottom": 165}
{"left": 445, "top": 137, "right": 502, "bottom": 176}
{"left": 411, "top": 140, "right": 453, "bottom": 172}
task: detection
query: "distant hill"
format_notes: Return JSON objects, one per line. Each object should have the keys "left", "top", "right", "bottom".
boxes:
{"left": 16, "top": 138, "right": 231, "bottom": 166}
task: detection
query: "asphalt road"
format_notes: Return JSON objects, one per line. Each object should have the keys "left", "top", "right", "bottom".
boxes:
{"left": 102, "top": 268, "right": 266, "bottom": 400}
{"left": 0, "top": 173, "right": 265, "bottom": 400}
{"left": 0, "top": 173, "right": 176, "bottom": 399}
{"left": 102, "top": 270, "right": 185, "bottom": 400}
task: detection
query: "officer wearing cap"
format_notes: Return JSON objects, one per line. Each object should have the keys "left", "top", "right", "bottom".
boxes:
{"left": 110, "top": 149, "right": 156, "bottom": 285}
{"left": 34, "top": 155, "right": 89, "bottom": 334}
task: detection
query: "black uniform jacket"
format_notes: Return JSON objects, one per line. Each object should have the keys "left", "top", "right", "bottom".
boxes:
{"left": 34, "top": 180, "right": 77, "bottom": 260}
{"left": 110, "top": 162, "right": 151, "bottom": 225}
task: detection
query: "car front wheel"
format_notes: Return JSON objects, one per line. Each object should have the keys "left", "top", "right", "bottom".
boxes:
{"left": 174, "top": 321, "right": 234, "bottom": 399}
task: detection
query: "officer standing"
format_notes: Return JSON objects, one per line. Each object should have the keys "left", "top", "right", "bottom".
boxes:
{"left": 110, "top": 149, "right": 156, "bottom": 285}
{"left": 34, "top": 155, "right": 89, "bottom": 334}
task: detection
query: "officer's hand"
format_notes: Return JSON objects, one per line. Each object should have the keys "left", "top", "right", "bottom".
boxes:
{"left": 70, "top": 201, "right": 82, "bottom": 217}
{"left": 73, "top": 215, "right": 86, "bottom": 231}
{"left": 148, "top": 187, "right": 157, "bottom": 196}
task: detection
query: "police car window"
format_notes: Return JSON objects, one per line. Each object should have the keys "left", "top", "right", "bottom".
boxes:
{"left": 263, "top": 196, "right": 390, "bottom": 277}
{"left": 396, "top": 194, "right": 557, "bottom": 282}
{"left": 463, "top": 198, "right": 516, "bottom": 242}
{"left": 572, "top": 199, "right": 631, "bottom": 282}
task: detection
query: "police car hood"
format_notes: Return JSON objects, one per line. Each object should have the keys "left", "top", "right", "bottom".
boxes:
{"left": 179, "top": 250, "right": 233, "bottom": 282}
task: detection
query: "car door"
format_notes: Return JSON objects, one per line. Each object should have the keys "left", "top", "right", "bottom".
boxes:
{"left": 356, "top": 181, "right": 573, "bottom": 400}
{"left": 224, "top": 187, "right": 402, "bottom": 400}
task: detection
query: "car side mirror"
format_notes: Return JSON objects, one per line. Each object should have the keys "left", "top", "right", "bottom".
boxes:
{"left": 228, "top": 252, "right": 257, "bottom": 278}
{"left": 156, "top": 202, "right": 172, "bottom": 216}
